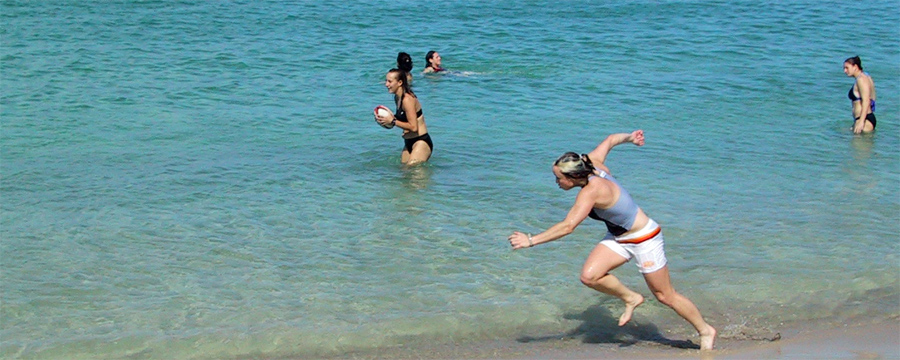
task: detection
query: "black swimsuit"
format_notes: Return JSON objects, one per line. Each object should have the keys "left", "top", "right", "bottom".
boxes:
{"left": 404, "top": 134, "right": 433, "bottom": 153}
{"left": 396, "top": 94, "right": 433, "bottom": 153}
{"left": 848, "top": 86, "right": 877, "bottom": 128}
{"left": 394, "top": 93, "right": 423, "bottom": 124}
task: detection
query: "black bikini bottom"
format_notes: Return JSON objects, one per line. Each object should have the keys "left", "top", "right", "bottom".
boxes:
{"left": 864, "top": 113, "right": 877, "bottom": 128}
{"left": 404, "top": 133, "right": 433, "bottom": 153}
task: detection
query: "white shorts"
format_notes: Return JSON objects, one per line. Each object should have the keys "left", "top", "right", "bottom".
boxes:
{"left": 600, "top": 219, "right": 667, "bottom": 274}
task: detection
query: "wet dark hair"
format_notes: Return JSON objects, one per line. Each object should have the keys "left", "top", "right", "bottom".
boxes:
{"left": 425, "top": 50, "right": 437, "bottom": 68}
{"left": 397, "top": 52, "right": 413, "bottom": 72}
{"left": 387, "top": 68, "right": 414, "bottom": 96}
{"left": 554, "top": 152, "right": 596, "bottom": 179}
{"left": 845, "top": 56, "right": 863, "bottom": 71}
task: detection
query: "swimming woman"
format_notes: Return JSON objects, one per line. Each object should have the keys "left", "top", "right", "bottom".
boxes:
{"left": 508, "top": 130, "right": 716, "bottom": 350}
{"left": 374, "top": 69, "right": 433, "bottom": 165}
{"left": 843, "top": 56, "right": 877, "bottom": 134}
{"left": 423, "top": 50, "right": 444, "bottom": 73}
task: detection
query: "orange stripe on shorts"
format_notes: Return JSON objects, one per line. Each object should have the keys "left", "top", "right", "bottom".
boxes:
{"left": 617, "top": 226, "right": 661, "bottom": 244}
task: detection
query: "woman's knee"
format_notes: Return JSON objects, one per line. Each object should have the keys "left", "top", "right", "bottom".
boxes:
{"left": 579, "top": 270, "right": 605, "bottom": 287}
{"left": 580, "top": 243, "right": 627, "bottom": 287}
{"left": 652, "top": 289, "right": 677, "bottom": 307}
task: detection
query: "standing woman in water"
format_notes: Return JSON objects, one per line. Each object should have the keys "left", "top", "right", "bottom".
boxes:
{"left": 374, "top": 69, "right": 433, "bottom": 165}
{"left": 508, "top": 130, "right": 716, "bottom": 350}
{"left": 843, "top": 56, "right": 877, "bottom": 134}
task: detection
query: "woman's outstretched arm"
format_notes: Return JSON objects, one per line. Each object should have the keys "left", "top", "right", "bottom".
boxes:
{"left": 586, "top": 130, "right": 645, "bottom": 167}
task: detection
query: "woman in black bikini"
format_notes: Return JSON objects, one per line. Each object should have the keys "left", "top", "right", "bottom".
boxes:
{"left": 375, "top": 68, "right": 433, "bottom": 165}
{"left": 843, "top": 56, "right": 877, "bottom": 134}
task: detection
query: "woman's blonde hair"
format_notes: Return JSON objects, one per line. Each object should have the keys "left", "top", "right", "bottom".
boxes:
{"left": 554, "top": 152, "right": 596, "bottom": 179}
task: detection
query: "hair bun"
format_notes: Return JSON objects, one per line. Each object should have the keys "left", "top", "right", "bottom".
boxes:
{"left": 397, "top": 52, "right": 413, "bottom": 72}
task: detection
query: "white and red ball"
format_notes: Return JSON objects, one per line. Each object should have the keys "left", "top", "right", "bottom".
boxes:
{"left": 374, "top": 105, "right": 394, "bottom": 129}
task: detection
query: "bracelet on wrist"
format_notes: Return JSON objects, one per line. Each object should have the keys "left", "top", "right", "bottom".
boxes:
{"left": 527, "top": 233, "right": 534, "bottom": 247}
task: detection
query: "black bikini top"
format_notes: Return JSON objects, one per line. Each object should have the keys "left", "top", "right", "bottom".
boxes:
{"left": 848, "top": 86, "right": 860, "bottom": 101}
{"left": 395, "top": 93, "right": 423, "bottom": 123}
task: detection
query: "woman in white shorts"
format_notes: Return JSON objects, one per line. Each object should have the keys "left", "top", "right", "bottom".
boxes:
{"left": 508, "top": 130, "right": 716, "bottom": 350}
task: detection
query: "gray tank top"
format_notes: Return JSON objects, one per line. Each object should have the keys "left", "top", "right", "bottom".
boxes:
{"left": 586, "top": 171, "right": 639, "bottom": 236}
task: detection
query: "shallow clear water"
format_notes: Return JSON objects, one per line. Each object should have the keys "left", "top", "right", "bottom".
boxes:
{"left": 2, "top": 1, "right": 898, "bottom": 359}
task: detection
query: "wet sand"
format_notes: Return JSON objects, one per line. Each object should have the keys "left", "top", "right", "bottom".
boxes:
{"left": 511, "top": 320, "right": 899, "bottom": 360}
{"left": 328, "top": 318, "right": 898, "bottom": 360}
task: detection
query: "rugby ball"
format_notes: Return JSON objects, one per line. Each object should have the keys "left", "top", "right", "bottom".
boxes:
{"left": 374, "top": 105, "right": 394, "bottom": 129}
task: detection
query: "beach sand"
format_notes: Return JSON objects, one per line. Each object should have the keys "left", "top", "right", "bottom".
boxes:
{"left": 329, "top": 318, "right": 898, "bottom": 360}
{"left": 511, "top": 320, "right": 900, "bottom": 360}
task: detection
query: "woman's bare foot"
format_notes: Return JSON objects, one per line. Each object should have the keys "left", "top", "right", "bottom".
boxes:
{"left": 699, "top": 324, "right": 717, "bottom": 350}
{"left": 618, "top": 293, "right": 644, "bottom": 326}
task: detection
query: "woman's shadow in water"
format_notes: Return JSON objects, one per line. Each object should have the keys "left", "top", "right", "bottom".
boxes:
{"left": 516, "top": 303, "right": 699, "bottom": 349}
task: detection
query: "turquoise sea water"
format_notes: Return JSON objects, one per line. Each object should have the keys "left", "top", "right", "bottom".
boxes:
{"left": 2, "top": 1, "right": 898, "bottom": 359}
